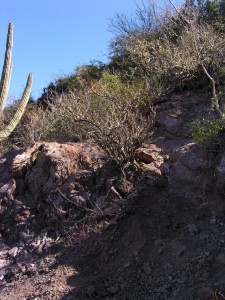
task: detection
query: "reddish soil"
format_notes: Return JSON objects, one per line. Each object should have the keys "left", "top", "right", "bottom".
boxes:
{"left": 1, "top": 91, "right": 225, "bottom": 300}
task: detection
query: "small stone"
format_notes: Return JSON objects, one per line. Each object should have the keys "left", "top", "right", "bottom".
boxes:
{"left": 20, "top": 265, "right": 26, "bottom": 273}
{"left": 36, "top": 245, "right": 43, "bottom": 254}
{"left": 114, "top": 177, "right": 133, "bottom": 196}
{"left": 19, "top": 231, "right": 32, "bottom": 243}
{"left": 8, "top": 247, "right": 18, "bottom": 258}
{"left": 0, "top": 259, "right": 10, "bottom": 269}
{"left": 25, "top": 264, "right": 36, "bottom": 275}
{"left": 0, "top": 179, "right": 16, "bottom": 196}
{"left": 0, "top": 249, "right": 9, "bottom": 257}
{"left": 136, "top": 146, "right": 160, "bottom": 163}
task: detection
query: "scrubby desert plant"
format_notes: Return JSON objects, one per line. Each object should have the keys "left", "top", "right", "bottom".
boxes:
{"left": 10, "top": 98, "right": 81, "bottom": 146}
{"left": 0, "top": 23, "right": 32, "bottom": 140}
{"left": 15, "top": 72, "right": 154, "bottom": 164}
{"left": 192, "top": 118, "right": 225, "bottom": 145}
{"left": 72, "top": 74, "right": 154, "bottom": 164}
{"left": 110, "top": 1, "right": 225, "bottom": 114}
{"left": 54, "top": 74, "right": 153, "bottom": 164}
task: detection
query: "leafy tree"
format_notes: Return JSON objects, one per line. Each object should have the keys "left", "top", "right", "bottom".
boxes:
{"left": 183, "top": 0, "right": 225, "bottom": 30}
{"left": 199, "top": 0, "right": 225, "bottom": 30}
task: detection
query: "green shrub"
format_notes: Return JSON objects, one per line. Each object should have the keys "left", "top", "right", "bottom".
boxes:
{"left": 192, "top": 118, "right": 225, "bottom": 145}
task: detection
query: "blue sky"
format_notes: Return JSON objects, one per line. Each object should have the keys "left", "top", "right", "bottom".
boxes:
{"left": 0, "top": 0, "right": 184, "bottom": 101}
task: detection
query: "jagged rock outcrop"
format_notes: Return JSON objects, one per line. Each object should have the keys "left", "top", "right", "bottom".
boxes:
{"left": 0, "top": 142, "right": 103, "bottom": 192}
{"left": 0, "top": 142, "right": 105, "bottom": 244}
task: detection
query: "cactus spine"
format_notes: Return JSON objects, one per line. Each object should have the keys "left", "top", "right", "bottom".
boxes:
{"left": 0, "top": 23, "right": 32, "bottom": 140}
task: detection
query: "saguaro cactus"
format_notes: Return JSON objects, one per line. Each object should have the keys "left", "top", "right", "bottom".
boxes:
{"left": 0, "top": 23, "right": 32, "bottom": 140}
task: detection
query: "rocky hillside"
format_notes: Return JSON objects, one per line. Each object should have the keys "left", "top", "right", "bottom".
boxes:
{"left": 0, "top": 91, "right": 225, "bottom": 300}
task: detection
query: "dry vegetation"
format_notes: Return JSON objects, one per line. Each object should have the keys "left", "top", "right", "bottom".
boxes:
{"left": 2, "top": 0, "right": 225, "bottom": 156}
{"left": 1, "top": 2, "right": 225, "bottom": 299}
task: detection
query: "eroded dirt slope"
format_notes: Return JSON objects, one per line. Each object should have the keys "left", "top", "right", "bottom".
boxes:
{"left": 1, "top": 91, "right": 225, "bottom": 300}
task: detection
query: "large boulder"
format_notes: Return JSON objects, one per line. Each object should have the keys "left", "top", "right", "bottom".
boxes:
{"left": 0, "top": 142, "right": 104, "bottom": 198}
{"left": 169, "top": 143, "right": 207, "bottom": 185}
{"left": 0, "top": 142, "right": 105, "bottom": 244}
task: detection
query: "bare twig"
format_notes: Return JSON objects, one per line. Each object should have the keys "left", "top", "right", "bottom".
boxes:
{"left": 57, "top": 188, "right": 95, "bottom": 213}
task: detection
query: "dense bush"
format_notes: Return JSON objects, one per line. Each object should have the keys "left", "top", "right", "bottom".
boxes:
{"left": 197, "top": 0, "right": 225, "bottom": 31}
{"left": 37, "top": 62, "right": 104, "bottom": 108}
{"left": 11, "top": 73, "right": 154, "bottom": 165}
{"left": 5, "top": 0, "right": 225, "bottom": 157}
{"left": 192, "top": 118, "right": 225, "bottom": 145}
{"left": 110, "top": 0, "right": 225, "bottom": 114}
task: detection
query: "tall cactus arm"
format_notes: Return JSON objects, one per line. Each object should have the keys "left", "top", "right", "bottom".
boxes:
{"left": 0, "top": 23, "right": 33, "bottom": 141}
{"left": 0, "top": 73, "right": 32, "bottom": 140}
{"left": 0, "top": 23, "right": 13, "bottom": 113}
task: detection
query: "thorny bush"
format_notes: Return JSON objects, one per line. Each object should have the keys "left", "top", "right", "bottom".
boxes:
{"left": 11, "top": 72, "right": 154, "bottom": 165}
